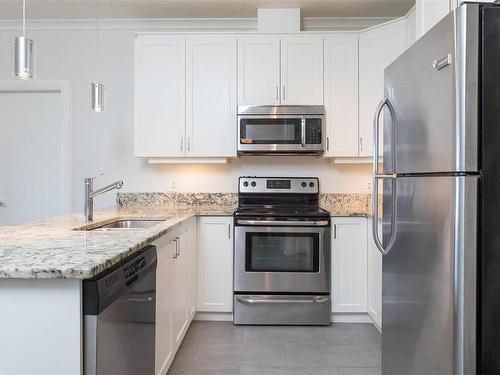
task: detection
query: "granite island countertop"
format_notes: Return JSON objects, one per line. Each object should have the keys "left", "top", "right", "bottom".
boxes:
{"left": 0, "top": 205, "right": 234, "bottom": 280}
{"left": 0, "top": 194, "right": 370, "bottom": 280}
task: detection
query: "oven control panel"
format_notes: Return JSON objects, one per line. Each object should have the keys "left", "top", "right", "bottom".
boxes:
{"left": 239, "top": 177, "right": 319, "bottom": 194}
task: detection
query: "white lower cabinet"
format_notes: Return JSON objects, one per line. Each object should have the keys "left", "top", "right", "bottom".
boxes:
{"left": 154, "top": 217, "right": 197, "bottom": 375}
{"left": 367, "top": 216, "right": 382, "bottom": 329}
{"left": 331, "top": 217, "right": 368, "bottom": 313}
{"left": 196, "top": 216, "right": 233, "bottom": 312}
{"left": 154, "top": 234, "right": 175, "bottom": 375}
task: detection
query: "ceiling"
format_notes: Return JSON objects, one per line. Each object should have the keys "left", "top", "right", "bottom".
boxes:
{"left": 0, "top": 0, "right": 415, "bottom": 19}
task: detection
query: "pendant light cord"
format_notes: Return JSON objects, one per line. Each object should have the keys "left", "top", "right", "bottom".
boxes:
{"left": 22, "top": 0, "right": 26, "bottom": 36}
{"left": 96, "top": 0, "right": 100, "bottom": 76}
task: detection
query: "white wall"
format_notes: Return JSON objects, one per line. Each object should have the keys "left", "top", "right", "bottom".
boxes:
{"left": 0, "top": 25, "right": 372, "bottom": 212}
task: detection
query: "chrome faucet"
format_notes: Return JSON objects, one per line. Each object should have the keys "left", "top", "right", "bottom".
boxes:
{"left": 84, "top": 175, "right": 123, "bottom": 222}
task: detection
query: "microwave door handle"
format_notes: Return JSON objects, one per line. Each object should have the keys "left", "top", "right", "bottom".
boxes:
{"left": 301, "top": 117, "right": 306, "bottom": 147}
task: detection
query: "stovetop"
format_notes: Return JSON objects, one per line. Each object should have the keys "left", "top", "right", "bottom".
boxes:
{"left": 235, "top": 177, "right": 330, "bottom": 220}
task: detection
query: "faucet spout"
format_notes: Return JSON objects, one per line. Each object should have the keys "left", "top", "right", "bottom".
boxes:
{"left": 89, "top": 180, "right": 123, "bottom": 198}
{"left": 84, "top": 177, "right": 124, "bottom": 222}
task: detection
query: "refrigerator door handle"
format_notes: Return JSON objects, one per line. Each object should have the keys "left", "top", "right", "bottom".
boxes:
{"left": 372, "top": 175, "right": 397, "bottom": 256}
{"left": 373, "top": 97, "right": 396, "bottom": 175}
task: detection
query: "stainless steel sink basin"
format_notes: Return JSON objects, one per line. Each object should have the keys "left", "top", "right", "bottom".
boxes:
{"left": 77, "top": 219, "right": 168, "bottom": 231}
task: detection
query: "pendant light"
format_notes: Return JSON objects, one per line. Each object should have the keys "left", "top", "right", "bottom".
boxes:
{"left": 14, "top": 0, "right": 34, "bottom": 79}
{"left": 91, "top": 0, "right": 104, "bottom": 112}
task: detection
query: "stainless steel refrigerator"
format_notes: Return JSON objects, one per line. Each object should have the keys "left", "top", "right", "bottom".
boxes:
{"left": 372, "top": 3, "right": 500, "bottom": 375}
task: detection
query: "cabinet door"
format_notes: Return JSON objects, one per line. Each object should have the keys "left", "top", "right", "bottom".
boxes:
{"left": 238, "top": 36, "right": 280, "bottom": 105}
{"left": 416, "top": 0, "right": 451, "bottom": 39}
{"left": 154, "top": 235, "right": 175, "bottom": 375}
{"left": 186, "top": 36, "right": 237, "bottom": 157}
{"left": 331, "top": 217, "right": 368, "bottom": 313}
{"left": 281, "top": 36, "right": 324, "bottom": 105}
{"left": 135, "top": 35, "right": 186, "bottom": 157}
{"left": 172, "top": 234, "right": 188, "bottom": 350}
{"left": 367, "top": 216, "right": 382, "bottom": 329}
{"left": 359, "top": 19, "right": 406, "bottom": 157}
{"left": 323, "top": 35, "right": 359, "bottom": 157}
{"left": 184, "top": 220, "right": 197, "bottom": 319}
{"left": 196, "top": 217, "right": 233, "bottom": 312}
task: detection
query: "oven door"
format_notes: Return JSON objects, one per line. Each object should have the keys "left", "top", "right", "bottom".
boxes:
{"left": 234, "top": 224, "right": 331, "bottom": 293}
{"left": 237, "top": 115, "right": 324, "bottom": 154}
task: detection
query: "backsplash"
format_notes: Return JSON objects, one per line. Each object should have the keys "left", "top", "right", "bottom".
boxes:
{"left": 118, "top": 192, "right": 238, "bottom": 208}
{"left": 118, "top": 192, "right": 374, "bottom": 215}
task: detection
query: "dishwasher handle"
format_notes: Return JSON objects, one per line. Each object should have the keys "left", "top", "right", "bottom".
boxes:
{"left": 83, "top": 245, "right": 157, "bottom": 315}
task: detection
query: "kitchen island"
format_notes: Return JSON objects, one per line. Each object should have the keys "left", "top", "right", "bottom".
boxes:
{"left": 0, "top": 193, "right": 368, "bottom": 375}
{"left": 0, "top": 205, "right": 234, "bottom": 375}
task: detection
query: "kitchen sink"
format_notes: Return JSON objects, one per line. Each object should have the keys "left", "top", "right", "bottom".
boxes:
{"left": 76, "top": 219, "right": 169, "bottom": 231}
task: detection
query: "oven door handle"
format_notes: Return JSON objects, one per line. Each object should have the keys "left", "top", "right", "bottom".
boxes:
{"left": 236, "top": 219, "right": 329, "bottom": 227}
{"left": 236, "top": 296, "right": 329, "bottom": 304}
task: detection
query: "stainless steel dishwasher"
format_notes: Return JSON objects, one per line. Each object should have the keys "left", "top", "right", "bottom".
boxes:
{"left": 83, "top": 245, "right": 157, "bottom": 375}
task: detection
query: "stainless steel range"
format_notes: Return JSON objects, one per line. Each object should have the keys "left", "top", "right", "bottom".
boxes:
{"left": 233, "top": 177, "right": 331, "bottom": 325}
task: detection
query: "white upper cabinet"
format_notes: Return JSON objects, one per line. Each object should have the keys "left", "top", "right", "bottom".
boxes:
{"left": 135, "top": 35, "right": 185, "bottom": 157}
{"left": 416, "top": 0, "right": 452, "bottom": 39}
{"left": 238, "top": 36, "right": 280, "bottom": 105}
{"left": 323, "top": 35, "right": 359, "bottom": 157}
{"left": 237, "top": 35, "right": 323, "bottom": 106}
{"left": 135, "top": 34, "right": 237, "bottom": 160}
{"left": 359, "top": 19, "right": 407, "bottom": 157}
{"left": 331, "top": 217, "right": 368, "bottom": 313}
{"left": 186, "top": 36, "right": 237, "bottom": 157}
{"left": 281, "top": 36, "right": 324, "bottom": 105}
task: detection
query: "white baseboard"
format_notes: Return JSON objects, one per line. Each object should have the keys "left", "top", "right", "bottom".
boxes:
{"left": 194, "top": 312, "right": 233, "bottom": 321}
{"left": 330, "top": 313, "right": 373, "bottom": 323}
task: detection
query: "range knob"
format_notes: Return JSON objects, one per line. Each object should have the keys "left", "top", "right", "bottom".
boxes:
{"left": 301, "top": 182, "right": 307, "bottom": 188}
{"left": 251, "top": 181, "right": 256, "bottom": 187}
{"left": 243, "top": 181, "right": 249, "bottom": 187}
{"left": 309, "top": 182, "right": 315, "bottom": 188}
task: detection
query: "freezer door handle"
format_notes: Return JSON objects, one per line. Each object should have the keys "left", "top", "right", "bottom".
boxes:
{"left": 373, "top": 97, "right": 396, "bottom": 175}
{"left": 372, "top": 175, "right": 397, "bottom": 256}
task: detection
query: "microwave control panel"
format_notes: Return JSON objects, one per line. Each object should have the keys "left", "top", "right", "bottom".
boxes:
{"left": 306, "top": 118, "right": 322, "bottom": 144}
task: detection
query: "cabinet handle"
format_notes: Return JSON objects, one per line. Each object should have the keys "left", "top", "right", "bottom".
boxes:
{"left": 228, "top": 223, "right": 231, "bottom": 239}
{"left": 173, "top": 239, "right": 178, "bottom": 259}
{"left": 187, "top": 137, "right": 191, "bottom": 152}
{"left": 333, "top": 224, "right": 337, "bottom": 239}
{"left": 180, "top": 138, "right": 184, "bottom": 152}
{"left": 176, "top": 236, "right": 181, "bottom": 256}
{"left": 282, "top": 86, "right": 286, "bottom": 101}
{"left": 275, "top": 86, "right": 279, "bottom": 100}
{"left": 359, "top": 137, "right": 363, "bottom": 153}
{"left": 326, "top": 136, "right": 330, "bottom": 151}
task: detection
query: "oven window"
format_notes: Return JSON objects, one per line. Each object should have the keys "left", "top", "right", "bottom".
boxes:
{"left": 245, "top": 233, "right": 319, "bottom": 272}
{"left": 240, "top": 118, "right": 301, "bottom": 144}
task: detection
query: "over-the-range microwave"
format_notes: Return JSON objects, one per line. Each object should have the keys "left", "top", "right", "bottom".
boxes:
{"left": 237, "top": 105, "right": 325, "bottom": 155}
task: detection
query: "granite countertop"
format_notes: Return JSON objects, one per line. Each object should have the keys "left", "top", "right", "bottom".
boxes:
{"left": 0, "top": 194, "right": 369, "bottom": 280}
{"left": 0, "top": 205, "right": 235, "bottom": 280}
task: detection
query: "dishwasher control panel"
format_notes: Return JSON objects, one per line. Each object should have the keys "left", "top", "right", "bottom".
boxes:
{"left": 124, "top": 257, "right": 146, "bottom": 279}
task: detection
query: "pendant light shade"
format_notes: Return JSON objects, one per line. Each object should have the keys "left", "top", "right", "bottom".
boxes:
{"left": 14, "top": 36, "right": 33, "bottom": 79}
{"left": 91, "top": 82, "right": 104, "bottom": 112}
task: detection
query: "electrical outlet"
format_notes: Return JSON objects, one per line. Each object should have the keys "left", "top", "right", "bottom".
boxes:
{"left": 366, "top": 179, "right": 372, "bottom": 192}
{"left": 165, "top": 179, "right": 177, "bottom": 192}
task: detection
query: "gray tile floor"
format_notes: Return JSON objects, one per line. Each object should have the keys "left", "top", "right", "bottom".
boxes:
{"left": 167, "top": 322, "right": 381, "bottom": 375}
